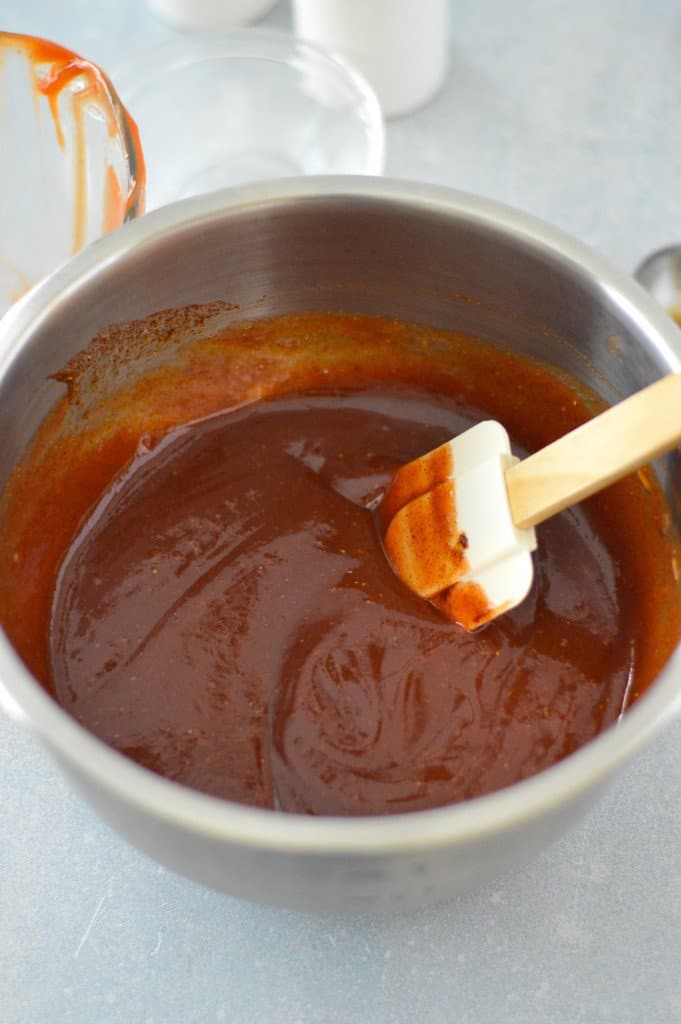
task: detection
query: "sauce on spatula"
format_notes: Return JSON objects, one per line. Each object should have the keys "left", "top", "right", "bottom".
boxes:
{"left": 380, "top": 373, "right": 681, "bottom": 632}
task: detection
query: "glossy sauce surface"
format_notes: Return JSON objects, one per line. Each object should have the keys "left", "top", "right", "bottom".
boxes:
{"left": 1, "top": 313, "right": 679, "bottom": 815}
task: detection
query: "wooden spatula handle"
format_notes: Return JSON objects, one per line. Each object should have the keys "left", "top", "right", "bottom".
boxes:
{"left": 506, "top": 373, "right": 681, "bottom": 530}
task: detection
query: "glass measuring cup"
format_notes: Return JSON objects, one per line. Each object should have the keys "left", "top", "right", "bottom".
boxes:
{"left": 0, "top": 32, "right": 145, "bottom": 317}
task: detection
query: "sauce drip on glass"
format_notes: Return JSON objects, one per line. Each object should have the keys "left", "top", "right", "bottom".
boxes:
{"left": 1, "top": 32, "right": 145, "bottom": 256}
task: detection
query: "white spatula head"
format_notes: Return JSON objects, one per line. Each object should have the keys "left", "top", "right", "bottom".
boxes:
{"left": 381, "top": 375, "right": 681, "bottom": 629}
{"left": 380, "top": 421, "right": 537, "bottom": 630}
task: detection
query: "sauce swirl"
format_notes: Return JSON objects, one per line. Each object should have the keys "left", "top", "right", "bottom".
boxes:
{"left": 1, "top": 313, "right": 678, "bottom": 814}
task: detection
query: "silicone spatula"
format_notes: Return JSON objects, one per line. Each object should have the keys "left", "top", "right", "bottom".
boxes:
{"left": 380, "top": 373, "right": 681, "bottom": 630}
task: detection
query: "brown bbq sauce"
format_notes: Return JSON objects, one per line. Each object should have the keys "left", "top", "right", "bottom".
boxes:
{"left": 0, "top": 313, "right": 678, "bottom": 815}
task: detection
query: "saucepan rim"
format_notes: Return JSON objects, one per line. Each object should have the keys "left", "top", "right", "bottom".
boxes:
{"left": 1, "top": 176, "right": 680, "bottom": 854}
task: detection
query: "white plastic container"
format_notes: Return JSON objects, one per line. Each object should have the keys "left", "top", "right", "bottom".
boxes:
{"left": 147, "top": 0, "right": 278, "bottom": 31}
{"left": 292, "top": 0, "right": 449, "bottom": 118}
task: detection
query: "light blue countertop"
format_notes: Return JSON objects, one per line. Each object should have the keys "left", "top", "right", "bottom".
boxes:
{"left": 2, "top": 2, "right": 680, "bottom": 1022}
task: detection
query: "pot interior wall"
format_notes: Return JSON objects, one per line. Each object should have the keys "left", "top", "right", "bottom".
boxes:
{"left": 0, "top": 194, "right": 678, "bottom": 511}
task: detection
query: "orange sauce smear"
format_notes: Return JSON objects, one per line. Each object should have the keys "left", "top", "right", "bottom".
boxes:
{"left": 4, "top": 32, "right": 145, "bottom": 252}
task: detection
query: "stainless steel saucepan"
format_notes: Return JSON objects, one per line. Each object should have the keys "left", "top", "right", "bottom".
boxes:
{"left": 1, "top": 178, "right": 680, "bottom": 912}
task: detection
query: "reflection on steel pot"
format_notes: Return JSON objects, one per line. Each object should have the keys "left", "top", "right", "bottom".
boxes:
{"left": 0, "top": 178, "right": 680, "bottom": 912}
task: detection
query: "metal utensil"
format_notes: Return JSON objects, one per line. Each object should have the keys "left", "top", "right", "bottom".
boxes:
{"left": 635, "top": 244, "right": 681, "bottom": 320}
